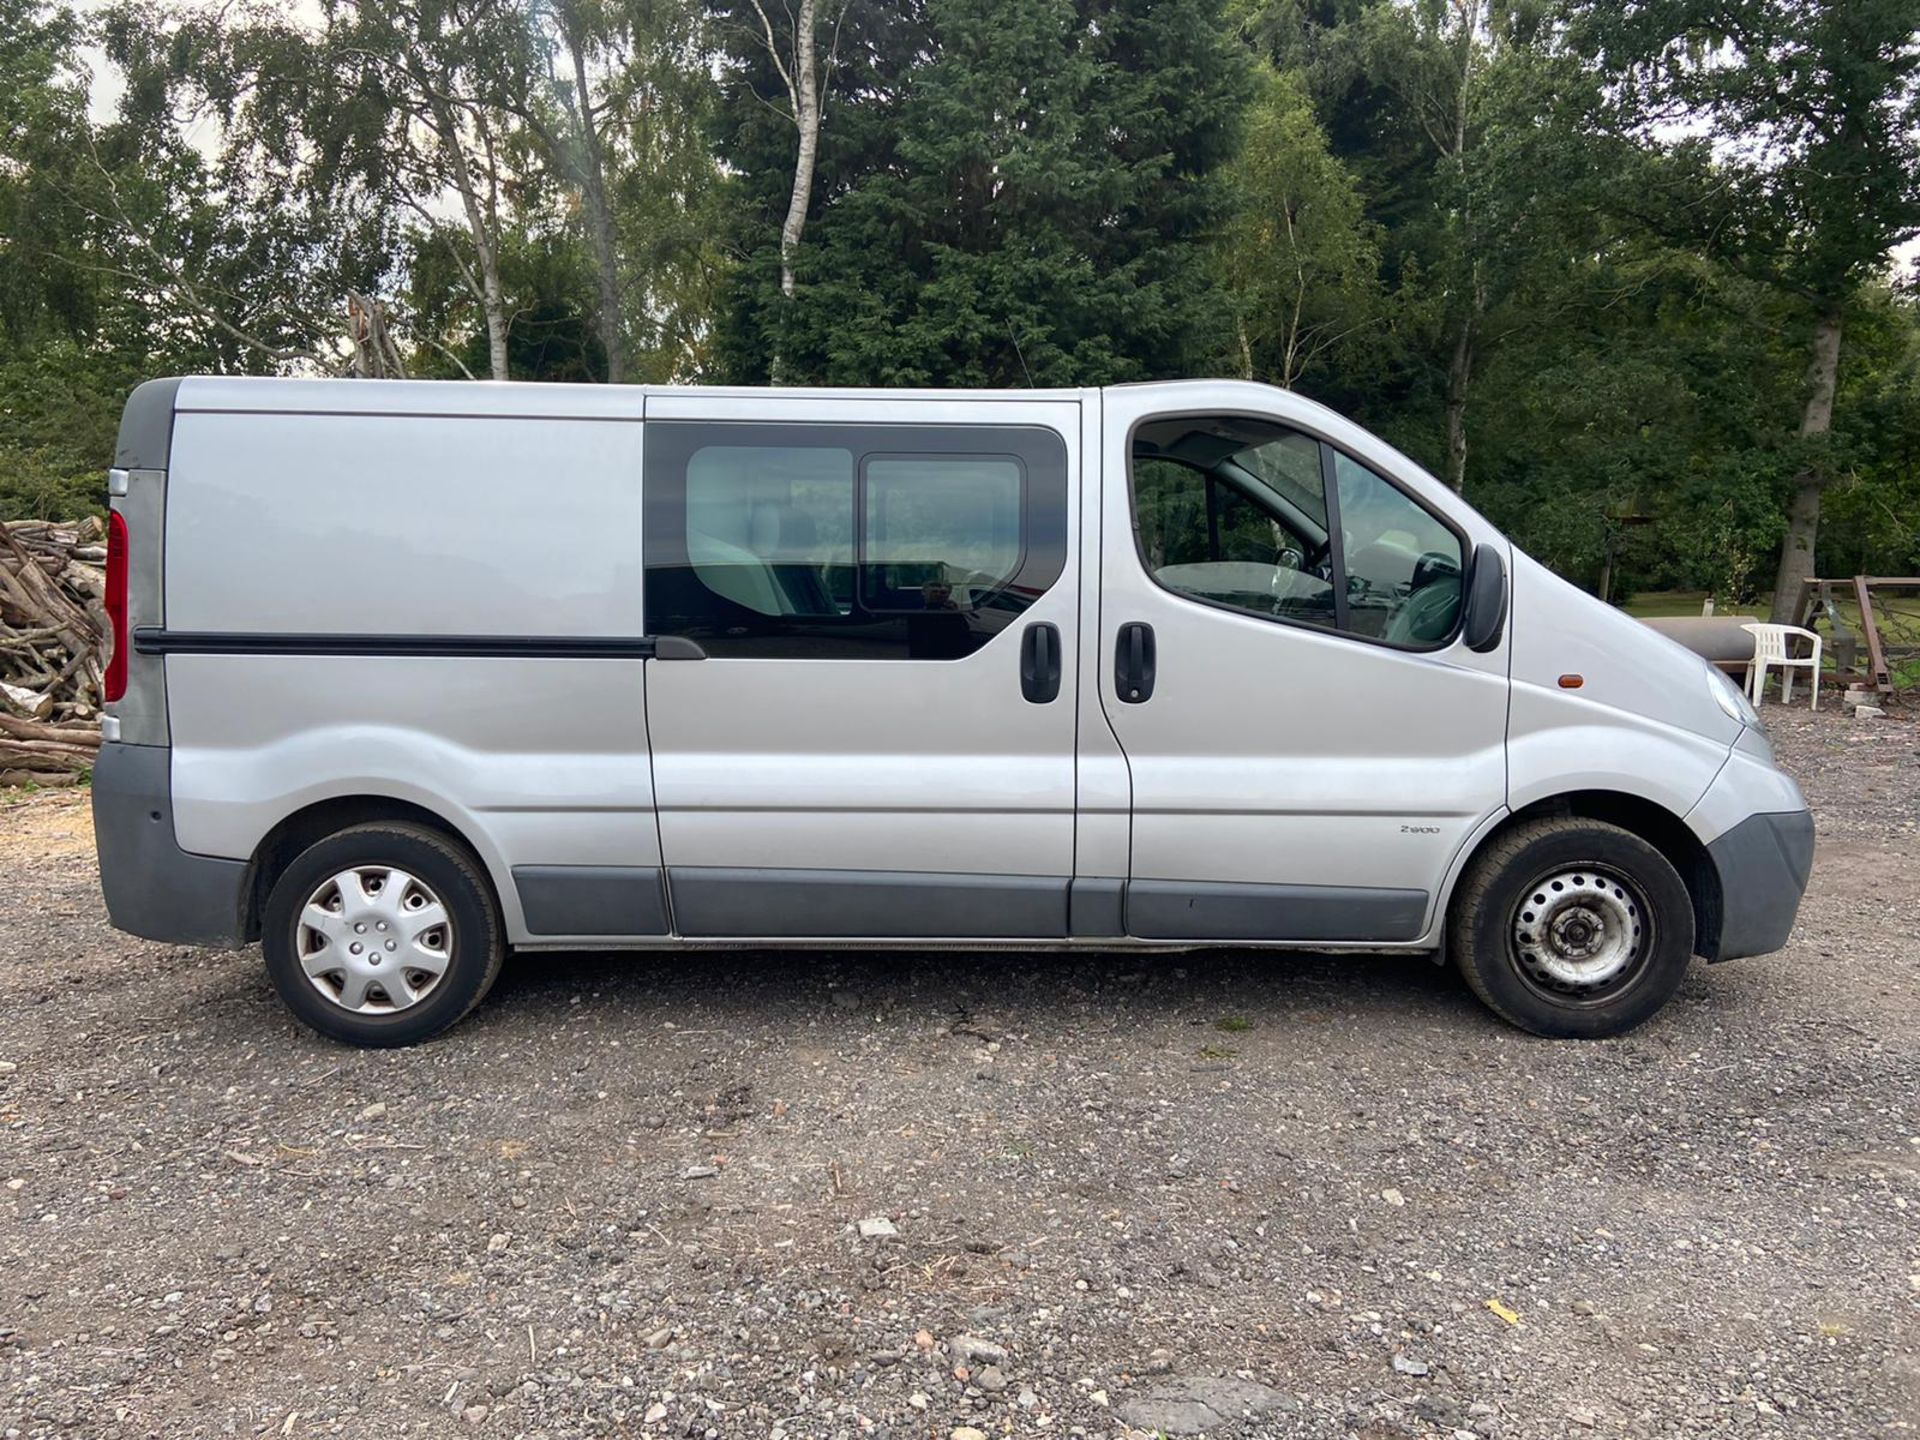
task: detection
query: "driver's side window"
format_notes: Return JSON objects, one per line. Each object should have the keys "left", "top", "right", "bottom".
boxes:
{"left": 1129, "top": 416, "right": 1465, "bottom": 650}
{"left": 1131, "top": 433, "right": 1335, "bottom": 628}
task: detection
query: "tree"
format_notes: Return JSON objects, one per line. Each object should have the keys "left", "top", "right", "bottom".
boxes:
{"left": 1237, "top": 0, "right": 1625, "bottom": 493}
{"left": 1216, "top": 64, "right": 1383, "bottom": 388}
{"left": 608, "top": 0, "right": 731, "bottom": 381}
{"left": 713, "top": 0, "right": 1252, "bottom": 386}
{"left": 742, "top": 0, "right": 844, "bottom": 311}
{"left": 0, "top": 0, "right": 94, "bottom": 352}
{"left": 523, "top": 0, "right": 630, "bottom": 379}
{"left": 513, "top": 0, "right": 728, "bottom": 382}
{"left": 705, "top": 0, "right": 854, "bottom": 381}
{"left": 323, "top": 0, "right": 553, "bottom": 380}
{"left": 1569, "top": 0, "right": 1920, "bottom": 620}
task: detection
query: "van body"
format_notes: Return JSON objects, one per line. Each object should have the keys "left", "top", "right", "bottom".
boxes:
{"left": 93, "top": 377, "right": 1813, "bottom": 1045}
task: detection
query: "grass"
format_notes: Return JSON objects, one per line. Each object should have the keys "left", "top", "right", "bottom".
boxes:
{"left": 1626, "top": 589, "right": 1920, "bottom": 691}
{"left": 1215, "top": 1014, "right": 1253, "bottom": 1034}
{"left": 1621, "top": 591, "right": 1764, "bottom": 620}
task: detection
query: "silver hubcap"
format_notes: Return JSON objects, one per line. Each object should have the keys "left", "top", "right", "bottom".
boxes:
{"left": 297, "top": 867, "right": 453, "bottom": 1014}
{"left": 1511, "top": 867, "right": 1646, "bottom": 994}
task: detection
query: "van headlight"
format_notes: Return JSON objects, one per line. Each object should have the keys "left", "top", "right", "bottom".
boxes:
{"left": 1708, "top": 664, "right": 1759, "bottom": 727}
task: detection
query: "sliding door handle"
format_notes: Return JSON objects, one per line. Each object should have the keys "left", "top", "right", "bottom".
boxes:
{"left": 1020, "top": 621, "right": 1061, "bottom": 703}
{"left": 1115, "top": 621, "right": 1155, "bottom": 703}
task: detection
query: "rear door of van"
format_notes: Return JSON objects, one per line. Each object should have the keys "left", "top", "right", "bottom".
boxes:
{"left": 640, "top": 391, "right": 1082, "bottom": 938}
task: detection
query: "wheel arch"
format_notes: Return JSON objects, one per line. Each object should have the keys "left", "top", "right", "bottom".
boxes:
{"left": 1448, "top": 791, "right": 1722, "bottom": 959}
{"left": 242, "top": 795, "right": 493, "bottom": 943}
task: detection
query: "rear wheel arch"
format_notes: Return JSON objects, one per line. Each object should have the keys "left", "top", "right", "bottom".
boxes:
{"left": 243, "top": 795, "right": 495, "bottom": 943}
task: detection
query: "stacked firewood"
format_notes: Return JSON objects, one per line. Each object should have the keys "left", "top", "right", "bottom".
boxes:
{"left": 0, "top": 518, "right": 107, "bottom": 786}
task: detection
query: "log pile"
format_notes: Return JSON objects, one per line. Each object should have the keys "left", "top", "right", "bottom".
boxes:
{"left": 1, "top": 518, "right": 106, "bottom": 786}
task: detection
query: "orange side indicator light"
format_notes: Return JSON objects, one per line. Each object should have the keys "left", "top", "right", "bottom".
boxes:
{"left": 1558, "top": 674, "right": 1584, "bottom": 689}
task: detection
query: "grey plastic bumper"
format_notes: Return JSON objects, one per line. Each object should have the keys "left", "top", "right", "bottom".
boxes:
{"left": 1704, "top": 808, "right": 1815, "bottom": 962}
{"left": 92, "top": 741, "right": 249, "bottom": 949}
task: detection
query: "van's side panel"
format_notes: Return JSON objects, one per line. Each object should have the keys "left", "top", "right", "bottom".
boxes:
{"left": 160, "top": 403, "right": 655, "bottom": 944}
{"left": 165, "top": 410, "right": 642, "bottom": 637}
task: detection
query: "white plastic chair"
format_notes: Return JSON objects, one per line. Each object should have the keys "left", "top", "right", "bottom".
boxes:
{"left": 1742, "top": 623, "right": 1821, "bottom": 709}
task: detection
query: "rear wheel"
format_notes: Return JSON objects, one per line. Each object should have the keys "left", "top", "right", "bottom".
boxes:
{"left": 262, "top": 822, "right": 504, "bottom": 1047}
{"left": 1449, "top": 817, "right": 1694, "bottom": 1038}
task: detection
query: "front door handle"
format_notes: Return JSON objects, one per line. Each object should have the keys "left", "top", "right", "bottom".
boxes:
{"left": 1115, "top": 621, "right": 1155, "bottom": 703}
{"left": 1020, "top": 621, "right": 1061, "bottom": 703}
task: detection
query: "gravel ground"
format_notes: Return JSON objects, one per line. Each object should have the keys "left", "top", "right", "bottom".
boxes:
{"left": 1, "top": 706, "right": 1916, "bottom": 1440}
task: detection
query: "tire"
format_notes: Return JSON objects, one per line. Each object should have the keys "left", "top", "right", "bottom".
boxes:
{"left": 261, "top": 822, "right": 505, "bottom": 1047}
{"left": 1448, "top": 817, "right": 1694, "bottom": 1039}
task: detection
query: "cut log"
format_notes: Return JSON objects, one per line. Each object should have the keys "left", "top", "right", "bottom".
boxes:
{"left": 2, "top": 518, "right": 107, "bottom": 783}
{"left": 1, "top": 682, "right": 54, "bottom": 719}
{"left": 0, "top": 769, "right": 83, "bottom": 788}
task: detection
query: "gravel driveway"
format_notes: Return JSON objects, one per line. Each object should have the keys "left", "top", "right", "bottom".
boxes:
{"left": 1, "top": 708, "right": 1916, "bottom": 1439}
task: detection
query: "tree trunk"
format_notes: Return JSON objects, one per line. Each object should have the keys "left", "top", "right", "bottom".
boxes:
{"left": 428, "top": 91, "right": 511, "bottom": 381}
{"left": 1441, "top": 1, "right": 1478, "bottom": 494}
{"left": 1767, "top": 308, "right": 1844, "bottom": 624}
{"left": 1443, "top": 311, "right": 1474, "bottom": 493}
{"left": 777, "top": 0, "right": 822, "bottom": 306}
{"left": 561, "top": 9, "right": 625, "bottom": 384}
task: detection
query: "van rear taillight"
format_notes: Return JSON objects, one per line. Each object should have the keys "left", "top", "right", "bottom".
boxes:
{"left": 104, "top": 510, "right": 129, "bottom": 703}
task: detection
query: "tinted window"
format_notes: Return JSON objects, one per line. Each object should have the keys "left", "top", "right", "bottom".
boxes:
{"left": 645, "top": 423, "right": 1068, "bottom": 659}
{"left": 1129, "top": 417, "right": 1463, "bottom": 650}
{"left": 862, "top": 457, "right": 1023, "bottom": 613}
{"left": 686, "top": 446, "right": 854, "bottom": 618}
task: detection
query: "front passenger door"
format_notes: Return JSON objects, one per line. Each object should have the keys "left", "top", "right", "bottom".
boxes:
{"left": 1097, "top": 391, "right": 1509, "bottom": 944}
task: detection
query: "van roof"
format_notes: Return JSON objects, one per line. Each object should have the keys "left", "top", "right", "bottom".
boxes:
{"left": 168, "top": 375, "right": 1103, "bottom": 420}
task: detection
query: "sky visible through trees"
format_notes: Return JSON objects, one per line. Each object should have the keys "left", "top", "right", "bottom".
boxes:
{"left": 2, "top": 0, "right": 1917, "bottom": 606}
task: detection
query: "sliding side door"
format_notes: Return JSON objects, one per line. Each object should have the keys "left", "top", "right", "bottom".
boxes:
{"left": 642, "top": 394, "right": 1082, "bottom": 939}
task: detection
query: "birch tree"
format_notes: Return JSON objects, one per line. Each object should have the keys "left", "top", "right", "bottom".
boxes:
{"left": 330, "top": 0, "right": 544, "bottom": 381}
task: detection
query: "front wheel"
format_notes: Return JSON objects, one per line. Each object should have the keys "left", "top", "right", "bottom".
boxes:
{"left": 261, "top": 822, "right": 505, "bottom": 1047}
{"left": 1448, "top": 817, "right": 1695, "bottom": 1038}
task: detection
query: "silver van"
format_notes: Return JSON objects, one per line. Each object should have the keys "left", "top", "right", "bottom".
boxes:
{"left": 93, "top": 377, "right": 1812, "bottom": 1046}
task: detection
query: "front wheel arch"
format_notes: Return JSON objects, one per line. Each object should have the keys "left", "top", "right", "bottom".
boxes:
{"left": 1448, "top": 814, "right": 1697, "bottom": 1037}
{"left": 1447, "top": 790, "right": 1721, "bottom": 961}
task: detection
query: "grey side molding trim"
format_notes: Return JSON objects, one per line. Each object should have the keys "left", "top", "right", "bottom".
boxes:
{"left": 651, "top": 636, "right": 707, "bottom": 660}
{"left": 1127, "top": 878, "right": 1429, "bottom": 942}
{"left": 668, "top": 867, "right": 1069, "bottom": 939}
{"left": 1068, "top": 877, "right": 1125, "bottom": 937}
{"left": 1703, "top": 808, "right": 1814, "bottom": 962}
{"left": 92, "top": 741, "right": 248, "bottom": 949}
{"left": 115, "top": 378, "right": 183, "bottom": 472}
{"left": 512, "top": 866, "right": 670, "bottom": 936}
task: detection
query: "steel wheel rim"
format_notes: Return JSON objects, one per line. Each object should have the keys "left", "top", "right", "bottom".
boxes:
{"left": 296, "top": 866, "right": 454, "bottom": 1014}
{"left": 1509, "top": 864, "right": 1653, "bottom": 1004}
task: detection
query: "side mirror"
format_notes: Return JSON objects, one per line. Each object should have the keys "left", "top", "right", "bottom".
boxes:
{"left": 1461, "top": 542, "right": 1507, "bottom": 653}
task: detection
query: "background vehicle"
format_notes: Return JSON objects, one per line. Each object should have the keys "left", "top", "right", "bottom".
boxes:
{"left": 94, "top": 377, "right": 1812, "bottom": 1046}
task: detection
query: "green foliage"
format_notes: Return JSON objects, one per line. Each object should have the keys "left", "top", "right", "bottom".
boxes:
{"left": 0, "top": 0, "right": 1914, "bottom": 606}
{"left": 1216, "top": 65, "right": 1384, "bottom": 388}
{"left": 710, "top": 0, "right": 1253, "bottom": 385}
{"left": 0, "top": 346, "right": 125, "bottom": 519}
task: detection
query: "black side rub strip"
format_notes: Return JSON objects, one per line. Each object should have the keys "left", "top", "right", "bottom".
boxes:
{"left": 131, "top": 628, "right": 704, "bottom": 660}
